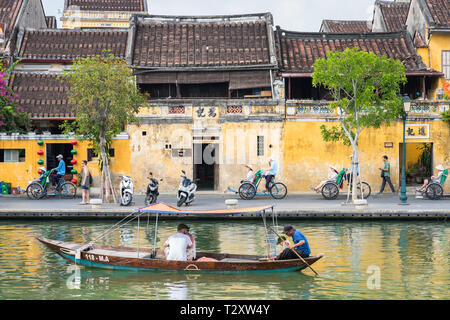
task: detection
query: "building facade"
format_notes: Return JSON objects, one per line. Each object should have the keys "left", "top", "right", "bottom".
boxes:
{"left": 0, "top": 2, "right": 449, "bottom": 195}
{"left": 61, "top": 0, "right": 148, "bottom": 29}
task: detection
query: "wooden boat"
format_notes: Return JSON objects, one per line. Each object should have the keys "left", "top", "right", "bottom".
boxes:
{"left": 36, "top": 203, "right": 323, "bottom": 273}
{"left": 36, "top": 236, "right": 323, "bottom": 273}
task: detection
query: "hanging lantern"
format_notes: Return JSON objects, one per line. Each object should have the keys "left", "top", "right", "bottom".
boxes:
{"left": 37, "top": 150, "right": 44, "bottom": 155}
{"left": 37, "top": 159, "right": 44, "bottom": 165}
{"left": 37, "top": 140, "right": 44, "bottom": 146}
{"left": 70, "top": 140, "right": 78, "bottom": 146}
{"left": 70, "top": 159, "right": 77, "bottom": 165}
{"left": 71, "top": 169, "right": 77, "bottom": 174}
{"left": 70, "top": 149, "right": 77, "bottom": 155}
{"left": 71, "top": 179, "right": 77, "bottom": 184}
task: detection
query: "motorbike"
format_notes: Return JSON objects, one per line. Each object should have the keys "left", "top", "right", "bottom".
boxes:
{"left": 120, "top": 175, "right": 133, "bottom": 206}
{"left": 177, "top": 170, "right": 197, "bottom": 207}
{"left": 145, "top": 172, "right": 163, "bottom": 205}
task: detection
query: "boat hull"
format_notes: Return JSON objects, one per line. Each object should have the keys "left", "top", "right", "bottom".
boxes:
{"left": 37, "top": 236, "right": 323, "bottom": 273}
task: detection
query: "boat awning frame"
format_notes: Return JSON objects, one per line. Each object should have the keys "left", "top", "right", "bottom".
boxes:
{"left": 139, "top": 202, "right": 274, "bottom": 217}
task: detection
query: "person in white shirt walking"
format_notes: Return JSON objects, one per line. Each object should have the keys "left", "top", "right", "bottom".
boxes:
{"left": 164, "top": 224, "right": 194, "bottom": 261}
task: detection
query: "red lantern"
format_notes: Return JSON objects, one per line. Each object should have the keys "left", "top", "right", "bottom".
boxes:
{"left": 37, "top": 150, "right": 44, "bottom": 155}
{"left": 71, "top": 179, "right": 77, "bottom": 184}
{"left": 71, "top": 159, "right": 77, "bottom": 165}
{"left": 70, "top": 140, "right": 78, "bottom": 146}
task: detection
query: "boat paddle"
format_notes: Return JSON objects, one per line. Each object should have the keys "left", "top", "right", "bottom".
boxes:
{"left": 266, "top": 224, "right": 319, "bottom": 276}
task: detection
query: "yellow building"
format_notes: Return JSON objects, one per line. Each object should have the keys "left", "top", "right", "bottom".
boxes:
{"left": 1, "top": 9, "right": 449, "bottom": 196}
{"left": 406, "top": 0, "right": 450, "bottom": 99}
{"left": 0, "top": 28, "right": 131, "bottom": 190}
{"left": 61, "top": 0, "right": 148, "bottom": 29}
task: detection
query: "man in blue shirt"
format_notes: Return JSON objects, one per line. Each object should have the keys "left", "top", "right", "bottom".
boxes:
{"left": 51, "top": 154, "right": 66, "bottom": 187}
{"left": 274, "top": 224, "right": 311, "bottom": 260}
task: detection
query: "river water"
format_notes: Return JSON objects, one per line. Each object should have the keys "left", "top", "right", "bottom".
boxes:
{"left": 0, "top": 219, "right": 448, "bottom": 300}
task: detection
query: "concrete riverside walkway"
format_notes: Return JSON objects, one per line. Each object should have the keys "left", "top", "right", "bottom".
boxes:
{"left": 0, "top": 191, "right": 449, "bottom": 220}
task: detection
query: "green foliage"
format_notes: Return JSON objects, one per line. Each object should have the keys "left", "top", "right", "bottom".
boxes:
{"left": 417, "top": 143, "right": 432, "bottom": 177}
{"left": 443, "top": 93, "right": 450, "bottom": 101}
{"left": 60, "top": 51, "right": 147, "bottom": 162}
{"left": 319, "top": 124, "right": 352, "bottom": 146}
{"left": 0, "top": 60, "right": 30, "bottom": 134}
{"left": 312, "top": 47, "right": 407, "bottom": 146}
{"left": 442, "top": 110, "right": 450, "bottom": 124}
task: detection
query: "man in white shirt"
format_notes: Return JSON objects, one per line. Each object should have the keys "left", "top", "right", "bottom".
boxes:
{"left": 164, "top": 224, "right": 194, "bottom": 261}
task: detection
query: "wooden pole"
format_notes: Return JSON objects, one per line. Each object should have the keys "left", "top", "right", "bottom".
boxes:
{"left": 267, "top": 225, "right": 319, "bottom": 276}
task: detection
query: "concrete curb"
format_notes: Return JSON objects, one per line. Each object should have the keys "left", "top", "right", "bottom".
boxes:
{"left": 0, "top": 208, "right": 448, "bottom": 220}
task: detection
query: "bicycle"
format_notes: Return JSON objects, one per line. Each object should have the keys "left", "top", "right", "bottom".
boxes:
{"left": 320, "top": 168, "right": 371, "bottom": 200}
{"left": 236, "top": 169, "right": 287, "bottom": 200}
{"left": 26, "top": 169, "right": 77, "bottom": 199}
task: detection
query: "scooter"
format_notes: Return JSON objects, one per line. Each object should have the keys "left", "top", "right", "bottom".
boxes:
{"left": 145, "top": 172, "right": 163, "bottom": 205}
{"left": 120, "top": 175, "right": 133, "bottom": 206}
{"left": 177, "top": 170, "right": 197, "bottom": 207}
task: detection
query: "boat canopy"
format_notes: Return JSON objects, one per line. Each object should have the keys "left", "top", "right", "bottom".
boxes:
{"left": 139, "top": 202, "right": 274, "bottom": 216}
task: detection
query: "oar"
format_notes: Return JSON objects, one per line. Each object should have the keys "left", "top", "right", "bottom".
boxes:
{"left": 267, "top": 225, "right": 319, "bottom": 276}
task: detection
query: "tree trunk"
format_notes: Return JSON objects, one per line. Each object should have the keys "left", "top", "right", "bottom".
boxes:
{"left": 99, "top": 134, "right": 117, "bottom": 203}
{"left": 351, "top": 147, "right": 359, "bottom": 202}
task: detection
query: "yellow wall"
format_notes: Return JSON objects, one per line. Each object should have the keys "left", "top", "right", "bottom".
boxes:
{"left": 283, "top": 119, "right": 450, "bottom": 193}
{"left": 1, "top": 116, "right": 448, "bottom": 194}
{"left": 0, "top": 137, "right": 131, "bottom": 189}
{"left": 416, "top": 32, "right": 450, "bottom": 98}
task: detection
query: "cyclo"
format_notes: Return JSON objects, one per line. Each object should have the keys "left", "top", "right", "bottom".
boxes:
{"left": 26, "top": 169, "right": 77, "bottom": 199}
{"left": 418, "top": 169, "right": 448, "bottom": 200}
{"left": 320, "top": 168, "right": 371, "bottom": 200}
{"left": 238, "top": 169, "right": 287, "bottom": 200}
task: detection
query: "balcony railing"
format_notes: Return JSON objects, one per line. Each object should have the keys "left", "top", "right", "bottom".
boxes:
{"left": 137, "top": 98, "right": 449, "bottom": 120}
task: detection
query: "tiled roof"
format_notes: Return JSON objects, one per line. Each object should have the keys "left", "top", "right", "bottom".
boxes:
{"left": 276, "top": 29, "right": 431, "bottom": 74}
{"left": 10, "top": 72, "right": 74, "bottom": 119}
{"left": 320, "top": 20, "right": 371, "bottom": 33}
{"left": 65, "top": 0, "right": 146, "bottom": 12}
{"left": 45, "top": 16, "right": 57, "bottom": 29}
{"left": 16, "top": 29, "right": 129, "bottom": 60}
{"left": 0, "top": 0, "right": 24, "bottom": 45}
{"left": 131, "top": 14, "right": 275, "bottom": 70}
{"left": 377, "top": 0, "right": 410, "bottom": 32}
{"left": 424, "top": 0, "right": 450, "bottom": 28}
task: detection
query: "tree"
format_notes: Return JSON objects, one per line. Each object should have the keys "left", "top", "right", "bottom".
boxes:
{"left": 312, "top": 47, "right": 406, "bottom": 203}
{"left": 61, "top": 52, "right": 147, "bottom": 203}
{"left": 0, "top": 63, "right": 30, "bottom": 134}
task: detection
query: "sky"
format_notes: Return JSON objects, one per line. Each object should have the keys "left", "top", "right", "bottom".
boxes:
{"left": 42, "top": 0, "right": 380, "bottom": 31}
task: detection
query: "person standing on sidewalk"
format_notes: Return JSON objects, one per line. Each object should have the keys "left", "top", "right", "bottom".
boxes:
{"left": 80, "top": 160, "right": 91, "bottom": 205}
{"left": 377, "top": 155, "right": 395, "bottom": 195}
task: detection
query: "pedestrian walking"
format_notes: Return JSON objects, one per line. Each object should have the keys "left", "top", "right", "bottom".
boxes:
{"left": 80, "top": 160, "right": 91, "bottom": 204}
{"left": 377, "top": 155, "right": 395, "bottom": 194}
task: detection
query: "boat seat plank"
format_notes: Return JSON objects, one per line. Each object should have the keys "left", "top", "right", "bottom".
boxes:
{"left": 219, "top": 258, "right": 258, "bottom": 262}
{"left": 89, "top": 249, "right": 152, "bottom": 259}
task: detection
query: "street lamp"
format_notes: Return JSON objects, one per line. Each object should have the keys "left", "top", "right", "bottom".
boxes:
{"left": 399, "top": 94, "right": 411, "bottom": 205}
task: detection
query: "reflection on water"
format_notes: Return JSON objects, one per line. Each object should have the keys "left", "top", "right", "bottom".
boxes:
{"left": 0, "top": 220, "right": 448, "bottom": 300}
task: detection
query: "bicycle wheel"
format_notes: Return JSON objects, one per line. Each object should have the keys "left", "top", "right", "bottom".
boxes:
{"left": 270, "top": 182, "right": 287, "bottom": 199}
{"left": 60, "top": 182, "right": 77, "bottom": 199}
{"left": 322, "top": 182, "right": 339, "bottom": 200}
{"left": 425, "top": 184, "right": 443, "bottom": 200}
{"left": 26, "top": 182, "right": 45, "bottom": 200}
{"left": 238, "top": 183, "right": 256, "bottom": 200}
{"left": 356, "top": 182, "right": 371, "bottom": 199}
